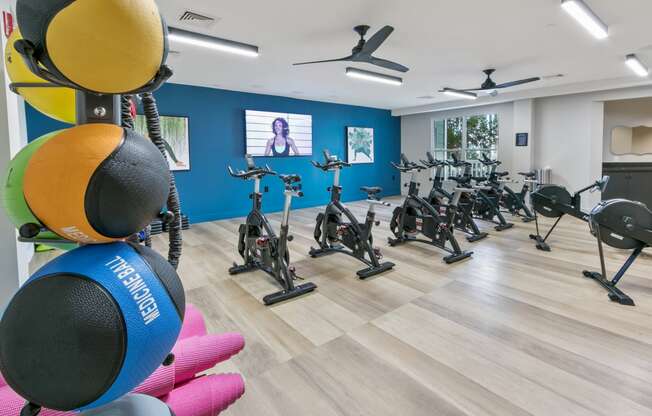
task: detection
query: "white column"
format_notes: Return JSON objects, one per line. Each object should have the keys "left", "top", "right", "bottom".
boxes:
{"left": 512, "top": 99, "right": 535, "bottom": 174}
{"left": 0, "top": 7, "right": 33, "bottom": 308}
{"left": 586, "top": 101, "right": 605, "bottom": 210}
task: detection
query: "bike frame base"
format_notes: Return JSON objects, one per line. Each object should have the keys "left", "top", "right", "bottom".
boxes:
{"left": 357, "top": 262, "right": 396, "bottom": 279}
{"left": 444, "top": 251, "right": 473, "bottom": 264}
{"left": 309, "top": 246, "right": 395, "bottom": 278}
{"left": 229, "top": 262, "right": 258, "bottom": 275}
{"left": 582, "top": 271, "right": 635, "bottom": 306}
{"left": 466, "top": 232, "right": 489, "bottom": 243}
{"left": 263, "top": 282, "right": 317, "bottom": 306}
{"left": 494, "top": 223, "right": 514, "bottom": 231}
{"left": 387, "top": 236, "right": 472, "bottom": 264}
{"left": 230, "top": 261, "right": 316, "bottom": 306}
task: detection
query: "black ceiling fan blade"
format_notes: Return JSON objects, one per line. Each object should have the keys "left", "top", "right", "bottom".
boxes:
{"left": 361, "top": 25, "right": 394, "bottom": 55}
{"left": 293, "top": 56, "right": 353, "bottom": 66}
{"left": 495, "top": 77, "right": 541, "bottom": 89}
{"left": 368, "top": 57, "right": 409, "bottom": 73}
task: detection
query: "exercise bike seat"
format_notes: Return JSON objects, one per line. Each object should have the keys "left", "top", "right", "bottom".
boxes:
{"left": 361, "top": 186, "right": 383, "bottom": 195}
{"left": 279, "top": 174, "right": 301, "bottom": 184}
{"left": 496, "top": 172, "right": 510, "bottom": 178}
{"left": 518, "top": 171, "right": 537, "bottom": 179}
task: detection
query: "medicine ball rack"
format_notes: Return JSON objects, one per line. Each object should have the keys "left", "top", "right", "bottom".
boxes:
{"left": 11, "top": 46, "right": 183, "bottom": 269}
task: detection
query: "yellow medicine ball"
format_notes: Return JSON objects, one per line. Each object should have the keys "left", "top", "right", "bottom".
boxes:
{"left": 16, "top": 0, "right": 168, "bottom": 94}
{"left": 4, "top": 28, "right": 76, "bottom": 124}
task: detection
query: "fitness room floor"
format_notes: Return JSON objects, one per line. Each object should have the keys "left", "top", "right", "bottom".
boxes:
{"left": 33, "top": 198, "right": 652, "bottom": 415}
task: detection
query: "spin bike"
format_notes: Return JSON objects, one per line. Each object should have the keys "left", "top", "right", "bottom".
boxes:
{"left": 310, "top": 150, "right": 395, "bottom": 279}
{"left": 479, "top": 153, "right": 536, "bottom": 222}
{"left": 228, "top": 156, "right": 317, "bottom": 305}
{"left": 421, "top": 152, "right": 488, "bottom": 242}
{"left": 583, "top": 198, "right": 652, "bottom": 306}
{"left": 449, "top": 154, "right": 514, "bottom": 231}
{"left": 389, "top": 154, "right": 472, "bottom": 264}
{"left": 529, "top": 176, "right": 610, "bottom": 252}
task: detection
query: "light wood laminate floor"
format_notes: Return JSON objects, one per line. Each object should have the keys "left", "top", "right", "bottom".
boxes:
{"left": 47, "top": 196, "right": 652, "bottom": 415}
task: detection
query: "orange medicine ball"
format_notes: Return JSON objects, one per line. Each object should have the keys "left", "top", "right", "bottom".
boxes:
{"left": 23, "top": 124, "right": 170, "bottom": 244}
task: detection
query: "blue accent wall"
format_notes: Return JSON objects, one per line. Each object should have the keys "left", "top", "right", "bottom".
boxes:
{"left": 25, "top": 83, "right": 401, "bottom": 223}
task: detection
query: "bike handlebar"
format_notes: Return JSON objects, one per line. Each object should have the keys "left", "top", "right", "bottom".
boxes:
{"left": 312, "top": 149, "right": 351, "bottom": 171}
{"left": 227, "top": 164, "right": 277, "bottom": 179}
{"left": 392, "top": 154, "right": 427, "bottom": 172}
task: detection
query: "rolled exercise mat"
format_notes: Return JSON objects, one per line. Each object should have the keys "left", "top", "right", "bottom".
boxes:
{"left": 134, "top": 333, "right": 245, "bottom": 398}
{"left": 0, "top": 386, "right": 72, "bottom": 416}
{"left": 178, "top": 304, "right": 208, "bottom": 340}
{"left": 161, "top": 374, "right": 245, "bottom": 416}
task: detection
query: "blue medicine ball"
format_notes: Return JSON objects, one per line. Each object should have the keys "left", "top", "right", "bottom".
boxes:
{"left": 0, "top": 242, "right": 185, "bottom": 412}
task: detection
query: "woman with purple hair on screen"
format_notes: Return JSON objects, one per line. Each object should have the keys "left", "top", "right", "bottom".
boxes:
{"left": 264, "top": 117, "right": 300, "bottom": 157}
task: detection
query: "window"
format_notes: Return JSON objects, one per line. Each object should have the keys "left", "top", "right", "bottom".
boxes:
{"left": 465, "top": 114, "right": 498, "bottom": 161}
{"left": 433, "top": 114, "right": 498, "bottom": 160}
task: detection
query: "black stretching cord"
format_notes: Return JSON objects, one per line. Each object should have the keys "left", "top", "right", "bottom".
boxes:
{"left": 140, "top": 92, "right": 183, "bottom": 269}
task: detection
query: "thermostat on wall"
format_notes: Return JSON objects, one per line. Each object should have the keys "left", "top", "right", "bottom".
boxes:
{"left": 516, "top": 132, "right": 529, "bottom": 147}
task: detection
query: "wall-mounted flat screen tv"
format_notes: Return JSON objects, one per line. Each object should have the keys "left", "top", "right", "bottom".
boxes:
{"left": 245, "top": 110, "right": 312, "bottom": 157}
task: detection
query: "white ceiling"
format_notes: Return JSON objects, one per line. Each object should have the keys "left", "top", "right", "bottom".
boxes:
{"left": 155, "top": 0, "right": 652, "bottom": 111}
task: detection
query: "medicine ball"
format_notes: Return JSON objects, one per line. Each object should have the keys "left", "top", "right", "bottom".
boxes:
{"left": 5, "top": 28, "right": 76, "bottom": 124}
{"left": 16, "top": 0, "right": 168, "bottom": 94}
{"left": 0, "top": 130, "right": 75, "bottom": 250}
{"left": 22, "top": 123, "right": 170, "bottom": 244}
{"left": 0, "top": 242, "right": 185, "bottom": 412}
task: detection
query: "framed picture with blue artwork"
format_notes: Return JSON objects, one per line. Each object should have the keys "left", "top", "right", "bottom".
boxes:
{"left": 347, "top": 126, "right": 374, "bottom": 164}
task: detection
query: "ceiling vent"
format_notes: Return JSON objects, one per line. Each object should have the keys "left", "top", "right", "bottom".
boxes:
{"left": 177, "top": 10, "right": 219, "bottom": 29}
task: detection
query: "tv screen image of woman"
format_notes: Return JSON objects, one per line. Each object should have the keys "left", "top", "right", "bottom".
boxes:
{"left": 245, "top": 110, "right": 312, "bottom": 157}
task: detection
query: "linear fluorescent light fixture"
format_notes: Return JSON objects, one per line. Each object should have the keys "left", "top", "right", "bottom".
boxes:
{"left": 168, "top": 27, "right": 259, "bottom": 57}
{"left": 561, "top": 0, "right": 608, "bottom": 40}
{"left": 625, "top": 54, "right": 649, "bottom": 77}
{"left": 442, "top": 88, "right": 477, "bottom": 100}
{"left": 345, "top": 67, "right": 402, "bottom": 86}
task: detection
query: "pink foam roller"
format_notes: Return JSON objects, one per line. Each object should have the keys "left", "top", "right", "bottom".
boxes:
{"left": 179, "top": 304, "right": 208, "bottom": 340}
{"left": 173, "top": 334, "right": 245, "bottom": 385}
{"left": 162, "top": 374, "right": 245, "bottom": 416}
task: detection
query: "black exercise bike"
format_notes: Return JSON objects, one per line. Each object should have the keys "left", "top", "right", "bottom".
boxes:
{"left": 449, "top": 154, "right": 514, "bottom": 231}
{"left": 529, "top": 176, "right": 610, "bottom": 251}
{"left": 310, "top": 150, "right": 395, "bottom": 279}
{"left": 228, "top": 156, "right": 317, "bottom": 305}
{"left": 583, "top": 198, "right": 652, "bottom": 306}
{"left": 479, "top": 153, "right": 536, "bottom": 222}
{"left": 421, "top": 152, "right": 488, "bottom": 242}
{"left": 389, "top": 154, "right": 472, "bottom": 264}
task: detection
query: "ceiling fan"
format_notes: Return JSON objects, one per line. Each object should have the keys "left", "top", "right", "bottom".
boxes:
{"left": 441, "top": 69, "right": 541, "bottom": 97}
{"left": 293, "top": 25, "right": 409, "bottom": 73}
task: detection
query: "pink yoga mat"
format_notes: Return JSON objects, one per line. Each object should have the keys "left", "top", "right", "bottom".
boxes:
{"left": 179, "top": 304, "right": 208, "bottom": 340}
{"left": 162, "top": 374, "right": 245, "bottom": 416}
{"left": 135, "top": 333, "right": 245, "bottom": 397}
{"left": 0, "top": 373, "right": 5, "bottom": 388}
{"left": 0, "top": 386, "right": 71, "bottom": 416}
